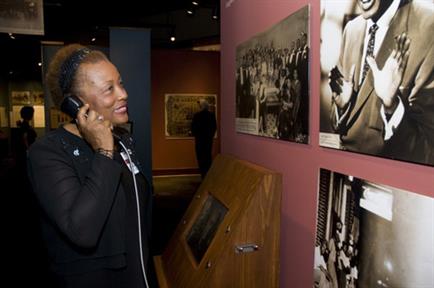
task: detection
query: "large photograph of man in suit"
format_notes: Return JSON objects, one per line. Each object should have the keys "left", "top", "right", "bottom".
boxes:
{"left": 319, "top": 0, "right": 433, "bottom": 166}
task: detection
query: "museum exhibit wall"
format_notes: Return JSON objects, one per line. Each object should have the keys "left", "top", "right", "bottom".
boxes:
{"left": 220, "top": 1, "right": 434, "bottom": 287}
{"left": 0, "top": 79, "right": 46, "bottom": 139}
{"left": 151, "top": 49, "right": 220, "bottom": 173}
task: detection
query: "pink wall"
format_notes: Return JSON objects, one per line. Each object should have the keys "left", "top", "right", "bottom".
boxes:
{"left": 151, "top": 50, "right": 220, "bottom": 172}
{"left": 220, "top": 1, "right": 434, "bottom": 287}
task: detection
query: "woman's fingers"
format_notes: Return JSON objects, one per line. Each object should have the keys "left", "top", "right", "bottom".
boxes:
{"left": 76, "top": 103, "right": 89, "bottom": 124}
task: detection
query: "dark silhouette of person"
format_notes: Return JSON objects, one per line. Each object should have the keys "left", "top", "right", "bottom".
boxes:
{"left": 13, "top": 106, "right": 37, "bottom": 173}
{"left": 10, "top": 108, "right": 47, "bottom": 286}
{"left": 191, "top": 99, "right": 217, "bottom": 178}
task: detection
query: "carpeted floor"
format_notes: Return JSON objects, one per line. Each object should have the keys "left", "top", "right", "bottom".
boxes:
{"left": 151, "top": 174, "right": 202, "bottom": 255}
{"left": 152, "top": 174, "right": 202, "bottom": 197}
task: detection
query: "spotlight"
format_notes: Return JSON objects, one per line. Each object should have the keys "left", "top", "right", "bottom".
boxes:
{"left": 212, "top": 6, "right": 219, "bottom": 20}
{"left": 169, "top": 26, "right": 176, "bottom": 42}
{"left": 8, "top": 33, "right": 15, "bottom": 40}
{"left": 192, "top": 1, "right": 199, "bottom": 5}
{"left": 186, "top": 9, "right": 194, "bottom": 15}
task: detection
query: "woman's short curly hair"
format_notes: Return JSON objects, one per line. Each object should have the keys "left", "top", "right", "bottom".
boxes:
{"left": 45, "top": 44, "right": 109, "bottom": 107}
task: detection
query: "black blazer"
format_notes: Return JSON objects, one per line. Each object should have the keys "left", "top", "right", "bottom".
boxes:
{"left": 27, "top": 126, "right": 152, "bottom": 275}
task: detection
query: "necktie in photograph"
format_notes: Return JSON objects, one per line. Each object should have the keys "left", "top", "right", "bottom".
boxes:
{"left": 361, "top": 23, "right": 379, "bottom": 83}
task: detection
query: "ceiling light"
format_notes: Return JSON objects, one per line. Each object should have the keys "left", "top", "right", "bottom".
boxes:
{"left": 169, "top": 25, "right": 176, "bottom": 42}
{"left": 38, "top": 62, "right": 42, "bottom": 67}
{"left": 8, "top": 33, "right": 15, "bottom": 40}
{"left": 91, "top": 37, "right": 96, "bottom": 42}
{"left": 186, "top": 9, "right": 194, "bottom": 15}
{"left": 212, "top": 6, "right": 219, "bottom": 20}
{"left": 192, "top": 1, "right": 199, "bottom": 5}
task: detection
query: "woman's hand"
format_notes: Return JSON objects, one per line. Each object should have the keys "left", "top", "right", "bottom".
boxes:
{"left": 76, "top": 104, "right": 114, "bottom": 152}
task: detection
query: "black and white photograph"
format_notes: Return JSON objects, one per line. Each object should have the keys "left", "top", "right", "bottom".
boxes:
{"left": 0, "top": 0, "right": 44, "bottom": 35}
{"left": 313, "top": 168, "right": 434, "bottom": 288}
{"left": 319, "top": 0, "right": 434, "bottom": 166}
{"left": 186, "top": 195, "right": 228, "bottom": 263}
{"left": 235, "top": 5, "right": 310, "bottom": 144}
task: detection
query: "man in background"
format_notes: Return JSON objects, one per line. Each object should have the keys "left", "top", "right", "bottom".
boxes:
{"left": 191, "top": 99, "right": 217, "bottom": 178}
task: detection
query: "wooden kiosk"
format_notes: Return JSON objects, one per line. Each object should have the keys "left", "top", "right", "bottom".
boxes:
{"left": 154, "top": 155, "right": 282, "bottom": 288}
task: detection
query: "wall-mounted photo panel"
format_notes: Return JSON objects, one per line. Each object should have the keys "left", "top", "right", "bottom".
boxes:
{"left": 11, "top": 90, "right": 44, "bottom": 105}
{"left": 319, "top": 0, "right": 434, "bottom": 166}
{"left": 164, "top": 93, "right": 217, "bottom": 139}
{"left": 11, "top": 91, "right": 31, "bottom": 105}
{"left": 0, "top": 0, "right": 44, "bottom": 35}
{"left": 313, "top": 168, "right": 434, "bottom": 288}
{"left": 236, "top": 5, "right": 310, "bottom": 144}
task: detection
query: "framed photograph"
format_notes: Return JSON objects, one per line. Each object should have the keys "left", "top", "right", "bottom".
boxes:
{"left": 0, "top": 0, "right": 44, "bottom": 35}
{"left": 11, "top": 90, "right": 31, "bottom": 105}
{"left": 235, "top": 5, "right": 310, "bottom": 144}
{"left": 313, "top": 168, "right": 433, "bottom": 288}
{"left": 30, "top": 90, "right": 44, "bottom": 105}
{"left": 11, "top": 90, "right": 44, "bottom": 105}
{"left": 186, "top": 194, "right": 228, "bottom": 263}
{"left": 165, "top": 93, "right": 217, "bottom": 139}
{"left": 319, "top": 0, "right": 434, "bottom": 166}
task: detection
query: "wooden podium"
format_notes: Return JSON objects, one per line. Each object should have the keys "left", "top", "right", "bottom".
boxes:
{"left": 154, "top": 155, "right": 282, "bottom": 288}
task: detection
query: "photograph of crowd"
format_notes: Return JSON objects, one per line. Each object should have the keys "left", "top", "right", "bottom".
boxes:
{"left": 314, "top": 168, "right": 433, "bottom": 288}
{"left": 235, "top": 5, "right": 310, "bottom": 144}
{"left": 319, "top": 0, "right": 434, "bottom": 166}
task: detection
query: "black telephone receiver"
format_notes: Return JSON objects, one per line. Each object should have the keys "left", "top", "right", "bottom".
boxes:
{"left": 60, "top": 95, "right": 84, "bottom": 119}
{"left": 60, "top": 95, "right": 123, "bottom": 141}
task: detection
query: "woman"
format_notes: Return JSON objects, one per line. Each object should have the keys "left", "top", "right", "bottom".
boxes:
{"left": 27, "top": 44, "right": 154, "bottom": 287}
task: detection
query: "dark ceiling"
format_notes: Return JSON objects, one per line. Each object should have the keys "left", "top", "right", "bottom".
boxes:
{"left": 0, "top": 0, "right": 220, "bottom": 80}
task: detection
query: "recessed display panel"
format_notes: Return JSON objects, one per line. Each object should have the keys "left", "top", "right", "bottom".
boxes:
{"left": 186, "top": 195, "right": 228, "bottom": 263}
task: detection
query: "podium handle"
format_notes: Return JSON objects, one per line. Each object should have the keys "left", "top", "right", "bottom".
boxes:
{"left": 235, "top": 244, "right": 259, "bottom": 254}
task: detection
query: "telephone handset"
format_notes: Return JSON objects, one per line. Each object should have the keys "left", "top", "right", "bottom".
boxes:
{"left": 60, "top": 95, "right": 122, "bottom": 141}
{"left": 60, "top": 95, "right": 83, "bottom": 119}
